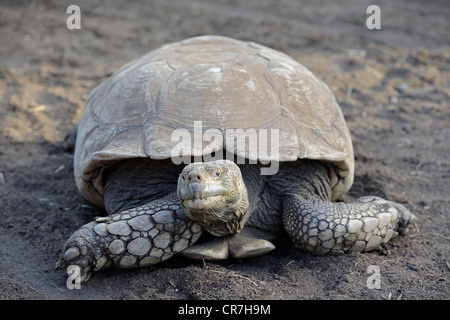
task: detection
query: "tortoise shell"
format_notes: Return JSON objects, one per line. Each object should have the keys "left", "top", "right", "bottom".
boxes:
{"left": 74, "top": 35, "right": 354, "bottom": 207}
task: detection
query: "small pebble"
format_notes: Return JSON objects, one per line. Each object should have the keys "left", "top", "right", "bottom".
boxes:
{"left": 54, "top": 164, "right": 65, "bottom": 174}
{"left": 395, "top": 83, "right": 407, "bottom": 93}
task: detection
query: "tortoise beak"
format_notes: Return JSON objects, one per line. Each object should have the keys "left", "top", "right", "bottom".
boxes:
{"left": 188, "top": 182, "right": 203, "bottom": 199}
{"left": 185, "top": 182, "right": 209, "bottom": 210}
{"left": 177, "top": 175, "right": 210, "bottom": 210}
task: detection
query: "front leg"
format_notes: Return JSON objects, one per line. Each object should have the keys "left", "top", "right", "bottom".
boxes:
{"left": 282, "top": 194, "right": 417, "bottom": 255}
{"left": 61, "top": 193, "right": 202, "bottom": 282}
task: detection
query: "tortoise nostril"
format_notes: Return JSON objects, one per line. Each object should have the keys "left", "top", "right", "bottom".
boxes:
{"left": 187, "top": 173, "right": 203, "bottom": 182}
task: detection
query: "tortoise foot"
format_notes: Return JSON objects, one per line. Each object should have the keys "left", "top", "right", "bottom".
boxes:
{"left": 357, "top": 196, "right": 418, "bottom": 235}
{"left": 61, "top": 222, "right": 110, "bottom": 283}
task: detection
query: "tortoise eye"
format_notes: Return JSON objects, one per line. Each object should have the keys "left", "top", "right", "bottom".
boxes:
{"left": 213, "top": 171, "right": 222, "bottom": 179}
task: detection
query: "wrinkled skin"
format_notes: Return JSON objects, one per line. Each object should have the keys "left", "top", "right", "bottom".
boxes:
{"left": 177, "top": 160, "right": 250, "bottom": 236}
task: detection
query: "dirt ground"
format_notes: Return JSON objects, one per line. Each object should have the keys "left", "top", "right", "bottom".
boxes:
{"left": 0, "top": 0, "right": 449, "bottom": 300}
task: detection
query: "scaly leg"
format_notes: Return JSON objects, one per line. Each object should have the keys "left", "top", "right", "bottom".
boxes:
{"left": 61, "top": 193, "right": 202, "bottom": 282}
{"left": 282, "top": 194, "right": 417, "bottom": 255}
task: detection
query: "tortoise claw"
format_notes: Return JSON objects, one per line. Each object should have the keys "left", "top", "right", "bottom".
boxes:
{"left": 181, "top": 237, "right": 230, "bottom": 260}
{"left": 357, "top": 196, "right": 418, "bottom": 235}
{"left": 181, "top": 226, "right": 276, "bottom": 260}
{"left": 229, "top": 236, "right": 275, "bottom": 259}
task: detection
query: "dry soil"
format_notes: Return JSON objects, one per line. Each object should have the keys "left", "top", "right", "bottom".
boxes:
{"left": 0, "top": 0, "right": 449, "bottom": 300}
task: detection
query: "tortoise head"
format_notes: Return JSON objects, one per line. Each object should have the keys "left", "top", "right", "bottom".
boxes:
{"left": 177, "top": 160, "right": 249, "bottom": 236}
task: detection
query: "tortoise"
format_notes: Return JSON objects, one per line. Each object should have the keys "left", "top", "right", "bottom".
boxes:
{"left": 61, "top": 35, "right": 417, "bottom": 282}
